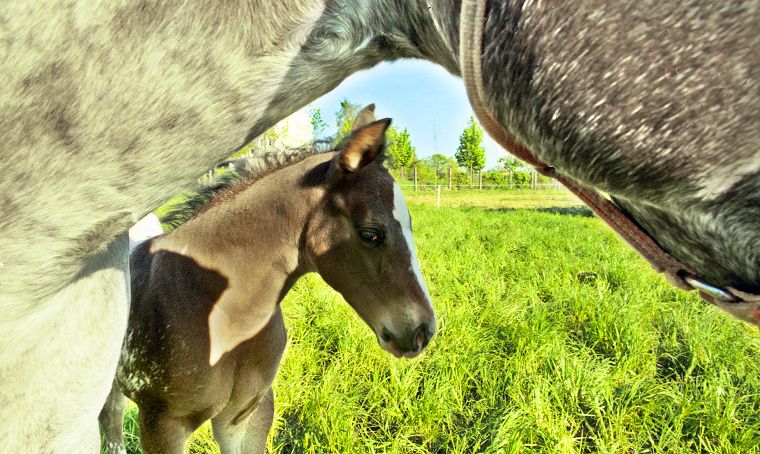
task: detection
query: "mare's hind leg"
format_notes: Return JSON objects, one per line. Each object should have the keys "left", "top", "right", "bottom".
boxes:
{"left": 212, "top": 388, "right": 275, "bottom": 454}
{"left": 137, "top": 409, "right": 192, "bottom": 454}
{"left": 99, "top": 377, "right": 128, "bottom": 453}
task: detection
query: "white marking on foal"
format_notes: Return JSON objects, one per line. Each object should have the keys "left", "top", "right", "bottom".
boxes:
{"left": 392, "top": 182, "right": 431, "bottom": 303}
{"left": 128, "top": 213, "right": 164, "bottom": 252}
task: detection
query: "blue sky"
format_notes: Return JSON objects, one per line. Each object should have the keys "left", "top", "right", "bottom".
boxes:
{"left": 304, "top": 59, "right": 506, "bottom": 169}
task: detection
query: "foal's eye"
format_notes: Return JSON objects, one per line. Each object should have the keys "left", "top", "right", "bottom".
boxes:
{"left": 357, "top": 227, "right": 384, "bottom": 246}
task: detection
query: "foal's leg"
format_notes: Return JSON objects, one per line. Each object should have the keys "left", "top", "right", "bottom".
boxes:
{"left": 137, "top": 409, "right": 192, "bottom": 454}
{"left": 98, "top": 378, "right": 128, "bottom": 453}
{"left": 211, "top": 388, "right": 275, "bottom": 454}
{"left": 211, "top": 418, "right": 246, "bottom": 454}
{"left": 241, "top": 388, "right": 275, "bottom": 453}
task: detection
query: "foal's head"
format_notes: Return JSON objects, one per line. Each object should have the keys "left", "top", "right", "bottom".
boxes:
{"left": 304, "top": 106, "right": 436, "bottom": 358}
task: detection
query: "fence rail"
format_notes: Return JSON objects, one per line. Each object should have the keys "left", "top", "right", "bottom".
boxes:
{"left": 388, "top": 166, "right": 561, "bottom": 191}
{"left": 201, "top": 161, "right": 566, "bottom": 192}
{"left": 395, "top": 182, "right": 565, "bottom": 191}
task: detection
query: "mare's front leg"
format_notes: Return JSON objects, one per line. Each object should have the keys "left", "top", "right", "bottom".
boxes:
{"left": 98, "top": 377, "right": 128, "bottom": 453}
{"left": 211, "top": 387, "right": 275, "bottom": 454}
{"left": 0, "top": 234, "right": 130, "bottom": 453}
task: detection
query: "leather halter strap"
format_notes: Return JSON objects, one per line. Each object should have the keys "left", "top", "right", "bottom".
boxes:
{"left": 459, "top": 0, "right": 760, "bottom": 326}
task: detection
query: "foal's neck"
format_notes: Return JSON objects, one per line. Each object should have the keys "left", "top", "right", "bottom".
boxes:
{"left": 152, "top": 155, "right": 330, "bottom": 363}
{"left": 155, "top": 156, "right": 326, "bottom": 295}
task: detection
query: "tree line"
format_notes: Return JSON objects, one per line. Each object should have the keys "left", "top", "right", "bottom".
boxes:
{"left": 310, "top": 100, "right": 553, "bottom": 188}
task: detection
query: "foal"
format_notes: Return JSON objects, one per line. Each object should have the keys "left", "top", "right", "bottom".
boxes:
{"left": 100, "top": 107, "right": 436, "bottom": 453}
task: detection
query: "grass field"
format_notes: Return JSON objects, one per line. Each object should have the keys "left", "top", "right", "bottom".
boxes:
{"left": 116, "top": 189, "right": 760, "bottom": 453}
{"left": 401, "top": 188, "right": 583, "bottom": 210}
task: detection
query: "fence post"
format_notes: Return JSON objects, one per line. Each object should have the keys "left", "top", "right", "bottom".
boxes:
{"left": 437, "top": 185, "right": 441, "bottom": 208}
{"left": 479, "top": 171, "right": 482, "bottom": 190}
{"left": 414, "top": 166, "right": 418, "bottom": 192}
{"left": 448, "top": 167, "right": 452, "bottom": 190}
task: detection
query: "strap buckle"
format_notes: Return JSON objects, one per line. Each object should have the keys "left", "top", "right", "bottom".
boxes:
{"left": 683, "top": 275, "right": 739, "bottom": 303}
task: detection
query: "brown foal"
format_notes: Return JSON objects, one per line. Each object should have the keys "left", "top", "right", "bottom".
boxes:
{"left": 99, "top": 106, "right": 436, "bottom": 453}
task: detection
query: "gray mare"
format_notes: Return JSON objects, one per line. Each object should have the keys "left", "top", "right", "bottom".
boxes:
{"left": 1, "top": 1, "right": 757, "bottom": 451}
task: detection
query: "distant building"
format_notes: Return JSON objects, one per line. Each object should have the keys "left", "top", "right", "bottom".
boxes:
{"left": 249, "top": 110, "right": 313, "bottom": 152}
{"left": 217, "top": 110, "right": 315, "bottom": 174}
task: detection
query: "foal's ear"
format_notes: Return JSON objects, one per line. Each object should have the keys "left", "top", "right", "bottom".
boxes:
{"left": 352, "top": 104, "right": 376, "bottom": 131}
{"left": 335, "top": 118, "right": 391, "bottom": 175}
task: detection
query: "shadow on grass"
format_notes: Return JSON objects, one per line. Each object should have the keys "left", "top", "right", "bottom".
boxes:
{"left": 486, "top": 206, "right": 594, "bottom": 217}
{"left": 271, "top": 407, "right": 322, "bottom": 453}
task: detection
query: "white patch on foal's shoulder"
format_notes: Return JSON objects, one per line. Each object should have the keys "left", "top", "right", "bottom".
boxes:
{"left": 391, "top": 182, "right": 431, "bottom": 302}
{"left": 128, "top": 213, "right": 164, "bottom": 252}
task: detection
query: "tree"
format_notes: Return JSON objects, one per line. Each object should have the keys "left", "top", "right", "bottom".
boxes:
{"left": 386, "top": 125, "right": 415, "bottom": 170}
{"left": 424, "top": 153, "right": 457, "bottom": 172}
{"left": 412, "top": 159, "right": 436, "bottom": 183}
{"left": 422, "top": 154, "right": 457, "bottom": 184}
{"left": 512, "top": 171, "right": 532, "bottom": 188}
{"left": 334, "top": 99, "right": 362, "bottom": 143}
{"left": 455, "top": 117, "right": 486, "bottom": 172}
{"left": 309, "top": 108, "right": 327, "bottom": 142}
{"left": 482, "top": 171, "right": 508, "bottom": 186}
{"left": 497, "top": 155, "right": 524, "bottom": 172}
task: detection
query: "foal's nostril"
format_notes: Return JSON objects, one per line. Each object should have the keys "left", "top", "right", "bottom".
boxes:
{"left": 412, "top": 323, "right": 430, "bottom": 351}
{"left": 381, "top": 327, "right": 394, "bottom": 343}
{"left": 382, "top": 324, "right": 431, "bottom": 354}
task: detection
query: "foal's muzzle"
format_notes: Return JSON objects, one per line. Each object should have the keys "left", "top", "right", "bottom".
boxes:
{"left": 381, "top": 323, "right": 432, "bottom": 358}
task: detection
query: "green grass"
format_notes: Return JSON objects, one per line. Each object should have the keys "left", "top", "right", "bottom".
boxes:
{"left": 402, "top": 188, "right": 582, "bottom": 210}
{"left": 117, "top": 190, "right": 760, "bottom": 453}
{"left": 154, "top": 193, "right": 191, "bottom": 226}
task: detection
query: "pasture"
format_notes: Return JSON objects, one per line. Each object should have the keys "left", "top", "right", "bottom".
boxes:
{"left": 117, "top": 189, "right": 760, "bottom": 453}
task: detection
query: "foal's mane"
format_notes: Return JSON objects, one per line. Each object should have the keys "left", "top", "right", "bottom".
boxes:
{"left": 161, "top": 144, "right": 332, "bottom": 231}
